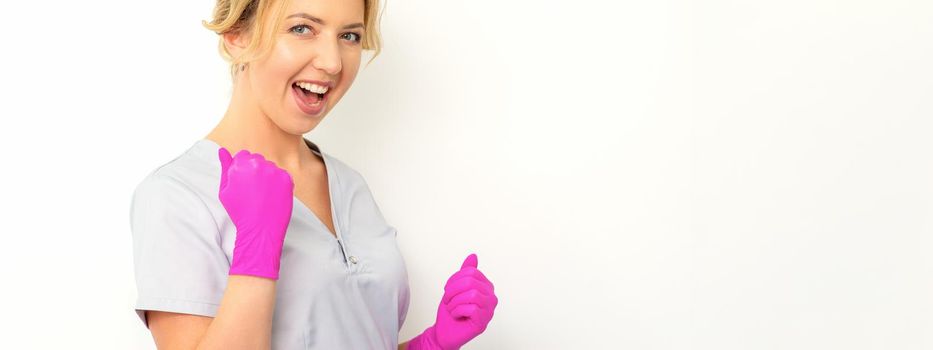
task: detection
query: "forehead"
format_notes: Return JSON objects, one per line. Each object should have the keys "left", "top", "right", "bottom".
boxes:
{"left": 283, "top": 0, "right": 365, "bottom": 23}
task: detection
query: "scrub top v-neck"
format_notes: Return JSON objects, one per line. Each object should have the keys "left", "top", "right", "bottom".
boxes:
{"left": 130, "top": 138, "right": 411, "bottom": 349}
{"left": 296, "top": 140, "right": 343, "bottom": 244}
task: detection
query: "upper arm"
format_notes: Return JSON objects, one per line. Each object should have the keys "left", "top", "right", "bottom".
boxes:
{"left": 147, "top": 311, "right": 213, "bottom": 350}
{"left": 130, "top": 172, "right": 229, "bottom": 329}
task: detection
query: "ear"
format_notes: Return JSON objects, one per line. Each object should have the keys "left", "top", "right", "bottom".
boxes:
{"left": 222, "top": 30, "right": 250, "bottom": 59}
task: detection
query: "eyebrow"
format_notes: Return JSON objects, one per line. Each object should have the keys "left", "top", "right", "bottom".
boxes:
{"left": 286, "top": 13, "right": 364, "bottom": 30}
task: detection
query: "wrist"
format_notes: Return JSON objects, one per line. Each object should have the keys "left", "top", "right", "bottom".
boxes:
{"left": 408, "top": 325, "right": 452, "bottom": 350}
{"left": 228, "top": 264, "right": 279, "bottom": 280}
{"left": 229, "top": 229, "right": 285, "bottom": 280}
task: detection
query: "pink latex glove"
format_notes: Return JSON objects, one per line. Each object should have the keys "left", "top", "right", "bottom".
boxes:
{"left": 408, "top": 253, "right": 499, "bottom": 350}
{"left": 218, "top": 147, "right": 294, "bottom": 280}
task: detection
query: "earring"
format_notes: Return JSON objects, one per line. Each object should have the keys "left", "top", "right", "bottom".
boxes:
{"left": 238, "top": 63, "right": 248, "bottom": 71}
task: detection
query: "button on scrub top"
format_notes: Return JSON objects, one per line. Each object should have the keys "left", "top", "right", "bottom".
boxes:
{"left": 130, "top": 138, "right": 411, "bottom": 349}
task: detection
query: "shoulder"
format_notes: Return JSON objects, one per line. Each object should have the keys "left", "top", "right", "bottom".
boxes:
{"left": 130, "top": 167, "right": 222, "bottom": 241}
{"left": 130, "top": 144, "right": 220, "bottom": 228}
{"left": 132, "top": 168, "right": 199, "bottom": 205}
{"left": 133, "top": 155, "right": 205, "bottom": 201}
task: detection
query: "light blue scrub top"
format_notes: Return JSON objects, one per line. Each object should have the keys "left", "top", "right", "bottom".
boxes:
{"left": 130, "top": 138, "right": 411, "bottom": 349}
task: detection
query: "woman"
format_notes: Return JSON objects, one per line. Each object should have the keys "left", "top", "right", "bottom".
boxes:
{"left": 129, "top": 0, "right": 499, "bottom": 348}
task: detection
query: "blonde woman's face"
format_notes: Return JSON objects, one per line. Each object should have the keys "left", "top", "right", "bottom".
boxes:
{"left": 247, "top": 0, "right": 365, "bottom": 132}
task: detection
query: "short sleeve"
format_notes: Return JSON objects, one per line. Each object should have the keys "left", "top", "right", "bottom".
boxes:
{"left": 398, "top": 249, "right": 410, "bottom": 330}
{"left": 129, "top": 172, "right": 229, "bottom": 329}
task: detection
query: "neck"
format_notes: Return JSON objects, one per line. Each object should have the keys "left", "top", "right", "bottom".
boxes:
{"left": 205, "top": 78, "right": 315, "bottom": 171}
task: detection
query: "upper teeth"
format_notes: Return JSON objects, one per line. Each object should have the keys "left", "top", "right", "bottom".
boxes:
{"left": 296, "top": 82, "right": 329, "bottom": 94}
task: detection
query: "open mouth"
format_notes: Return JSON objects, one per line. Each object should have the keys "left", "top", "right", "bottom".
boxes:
{"left": 292, "top": 82, "right": 327, "bottom": 106}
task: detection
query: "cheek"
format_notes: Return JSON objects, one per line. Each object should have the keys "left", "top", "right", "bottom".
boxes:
{"left": 337, "top": 53, "right": 362, "bottom": 88}
{"left": 344, "top": 50, "right": 362, "bottom": 73}
{"left": 267, "top": 45, "right": 297, "bottom": 85}
{"left": 262, "top": 42, "right": 304, "bottom": 85}
{"left": 251, "top": 52, "right": 303, "bottom": 108}
{"left": 331, "top": 77, "right": 357, "bottom": 103}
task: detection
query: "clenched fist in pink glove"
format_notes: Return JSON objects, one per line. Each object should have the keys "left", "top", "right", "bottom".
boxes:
{"left": 218, "top": 147, "right": 295, "bottom": 280}
{"left": 408, "top": 253, "right": 499, "bottom": 350}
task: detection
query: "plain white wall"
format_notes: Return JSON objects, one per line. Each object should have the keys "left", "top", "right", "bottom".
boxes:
{"left": 1, "top": 0, "right": 931, "bottom": 348}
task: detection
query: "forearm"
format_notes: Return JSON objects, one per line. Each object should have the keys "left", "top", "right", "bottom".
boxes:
{"left": 196, "top": 275, "right": 277, "bottom": 350}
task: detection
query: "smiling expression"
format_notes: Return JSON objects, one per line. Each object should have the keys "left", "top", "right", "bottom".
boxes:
{"left": 230, "top": 0, "right": 366, "bottom": 132}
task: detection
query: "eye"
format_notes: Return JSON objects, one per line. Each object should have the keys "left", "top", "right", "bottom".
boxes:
{"left": 290, "top": 24, "right": 314, "bottom": 36}
{"left": 342, "top": 32, "right": 362, "bottom": 43}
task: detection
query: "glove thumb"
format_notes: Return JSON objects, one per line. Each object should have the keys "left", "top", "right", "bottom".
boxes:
{"left": 461, "top": 253, "right": 478, "bottom": 270}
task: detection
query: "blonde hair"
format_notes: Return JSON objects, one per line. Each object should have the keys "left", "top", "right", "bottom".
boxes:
{"left": 202, "top": 0, "right": 384, "bottom": 81}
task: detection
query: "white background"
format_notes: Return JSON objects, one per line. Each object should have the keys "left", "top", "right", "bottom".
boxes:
{"left": 1, "top": 0, "right": 931, "bottom": 348}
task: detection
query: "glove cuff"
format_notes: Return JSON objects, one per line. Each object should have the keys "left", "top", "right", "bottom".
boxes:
{"left": 407, "top": 325, "right": 454, "bottom": 350}
{"left": 228, "top": 230, "right": 284, "bottom": 280}
{"left": 408, "top": 325, "right": 443, "bottom": 350}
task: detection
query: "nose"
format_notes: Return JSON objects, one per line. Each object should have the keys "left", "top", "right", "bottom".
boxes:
{"left": 312, "top": 39, "right": 342, "bottom": 76}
